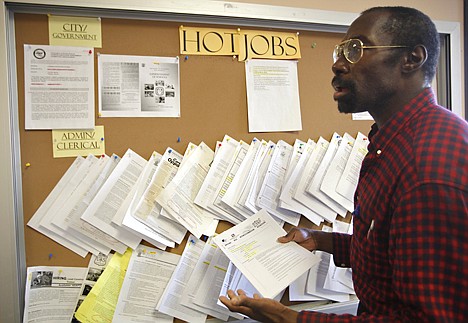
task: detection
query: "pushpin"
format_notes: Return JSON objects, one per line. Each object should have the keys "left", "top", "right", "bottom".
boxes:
{"left": 177, "top": 137, "right": 181, "bottom": 142}
{"left": 101, "top": 137, "right": 104, "bottom": 141}
{"left": 89, "top": 49, "right": 92, "bottom": 54}
{"left": 25, "top": 162, "right": 31, "bottom": 167}
{"left": 168, "top": 149, "right": 172, "bottom": 153}
{"left": 311, "top": 42, "right": 317, "bottom": 48}
{"left": 48, "top": 253, "right": 53, "bottom": 260}
{"left": 232, "top": 55, "right": 236, "bottom": 61}
{"left": 184, "top": 55, "right": 189, "bottom": 61}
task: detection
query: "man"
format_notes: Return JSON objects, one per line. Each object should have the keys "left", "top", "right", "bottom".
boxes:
{"left": 220, "top": 6, "right": 468, "bottom": 322}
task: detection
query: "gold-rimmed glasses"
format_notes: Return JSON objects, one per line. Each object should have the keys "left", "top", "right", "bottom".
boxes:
{"left": 333, "top": 38, "right": 408, "bottom": 64}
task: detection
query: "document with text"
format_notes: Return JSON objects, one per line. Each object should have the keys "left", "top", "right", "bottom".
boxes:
{"left": 24, "top": 44, "right": 94, "bottom": 129}
{"left": 113, "top": 245, "right": 179, "bottom": 323}
{"left": 23, "top": 266, "right": 87, "bottom": 323}
{"left": 245, "top": 59, "right": 302, "bottom": 132}
{"left": 213, "top": 209, "right": 320, "bottom": 298}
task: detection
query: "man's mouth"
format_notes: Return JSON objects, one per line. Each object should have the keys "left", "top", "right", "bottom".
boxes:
{"left": 332, "top": 77, "right": 352, "bottom": 101}
{"left": 332, "top": 83, "right": 350, "bottom": 101}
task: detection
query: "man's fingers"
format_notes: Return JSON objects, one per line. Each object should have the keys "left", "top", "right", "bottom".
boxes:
{"left": 236, "top": 289, "right": 247, "bottom": 296}
{"left": 277, "top": 229, "right": 298, "bottom": 243}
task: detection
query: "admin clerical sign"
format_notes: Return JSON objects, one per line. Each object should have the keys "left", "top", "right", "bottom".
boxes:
{"left": 179, "top": 26, "right": 301, "bottom": 61}
{"left": 52, "top": 126, "right": 105, "bottom": 158}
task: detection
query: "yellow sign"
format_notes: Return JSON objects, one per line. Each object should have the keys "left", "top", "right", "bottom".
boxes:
{"left": 52, "top": 126, "right": 105, "bottom": 158}
{"left": 48, "top": 15, "right": 102, "bottom": 48}
{"left": 179, "top": 26, "right": 300, "bottom": 61}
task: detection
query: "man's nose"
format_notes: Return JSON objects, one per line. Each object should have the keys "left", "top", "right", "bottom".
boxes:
{"left": 332, "top": 57, "right": 349, "bottom": 76}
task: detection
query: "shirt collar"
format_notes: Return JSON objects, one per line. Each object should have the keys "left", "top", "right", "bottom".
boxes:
{"left": 367, "top": 88, "right": 437, "bottom": 151}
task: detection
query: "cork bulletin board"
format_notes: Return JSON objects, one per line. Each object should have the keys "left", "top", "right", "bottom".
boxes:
{"left": 16, "top": 12, "right": 372, "bottom": 281}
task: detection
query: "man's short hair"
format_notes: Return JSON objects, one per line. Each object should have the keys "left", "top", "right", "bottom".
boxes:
{"left": 361, "top": 6, "right": 440, "bottom": 83}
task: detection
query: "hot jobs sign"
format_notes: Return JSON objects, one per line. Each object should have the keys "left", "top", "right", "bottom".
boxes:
{"left": 179, "top": 26, "right": 301, "bottom": 61}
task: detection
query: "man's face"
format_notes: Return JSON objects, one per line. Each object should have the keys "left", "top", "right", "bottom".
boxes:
{"left": 331, "top": 11, "right": 402, "bottom": 115}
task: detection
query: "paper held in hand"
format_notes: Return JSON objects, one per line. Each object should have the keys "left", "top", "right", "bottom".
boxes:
{"left": 213, "top": 209, "right": 320, "bottom": 299}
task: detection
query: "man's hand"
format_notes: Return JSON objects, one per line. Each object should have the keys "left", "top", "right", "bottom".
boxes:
{"left": 277, "top": 227, "right": 318, "bottom": 251}
{"left": 278, "top": 228, "right": 334, "bottom": 254}
{"left": 219, "top": 289, "right": 298, "bottom": 323}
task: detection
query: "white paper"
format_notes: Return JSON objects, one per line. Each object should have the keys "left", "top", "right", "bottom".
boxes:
{"left": 245, "top": 59, "right": 302, "bottom": 132}
{"left": 51, "top": 155, "right": 113, "bottom": 255}
{"left": 27, "top": 156, "right": 89, "bottom": 257}
{"left": 213, "top": 209, "right": 320, "bottom": 299}
{"left": 38, "top": 155, "right": 101, "bottom": 255}
{"left": 113, "top": 245, "right": 180, "bottom": 323}
{"left": 112, "top": 152, "right": 162, "bottom": 226}
{"left": 282, "top": 139, "right": 306, "bottom": 192}
{"left": 65, "top": 155, "right": 129, "bottom": 254}
{"left": 24, "top": 44, "right": 94, "bottom": 129}
{"left": 180, "top": 236, "right": 230, "bottom": 320}
{"left": 245, "top": 141, "right": 275, "bottom": 214}
{"left": 305, "top": 225, "right": 350, "bottom": 302}
{"left": 222, "top": 138, "right": 262, "bottom": 219}
{"left": 306, "top": 253, "right": 350, "bottom": 302}
{"left": 256, "top": 140, "right": 301, "bottom": 226}
{"left": 129, "top": 147, "right": 186, "bottom": 245}
{"left": 156, "top": 142, "right": 215, "bottom": 239}
{"left": 289, "top": 271, "right": 327, "bottom": 302}
{"left": 98, "top": 54, "right": 180, "bottom": 117}
{"left": 156, "top": 235, "right": 207, "bottom": 323}
{"left": 293, "top": 137, "right": 338, "bottom": 223}
{"left": 23, "top": 266, "right": 87, "bottom": 323}
{"left": 193, "top": 245, "right": 244, "bottom": 320}
{"left": 279, "top": 139, "right": 323, "bottom": 226}
{"left": 336, "top": 132, "right": 369, "bottom": 202}
{"left": 195, "top": 135, "right": 245, "bottom": 224}
{"left": 81, "top": 149, "right": 144, "bottom": 250}
{"left": 306, "top": 133, "right": 347, "bottom": 218}
{"left": 208, "top": 140, "right": 250, "bottom": 224}
{"left": 324, "top": 220, "right": 355, "bottom": 294}
{"left": 118, "top": 152, "right": 175, "bottom": 250}
{"left": 320, "top": 133, "right": 356, "bottom": 212}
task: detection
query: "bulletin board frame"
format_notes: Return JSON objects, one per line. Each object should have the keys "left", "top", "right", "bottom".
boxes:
{"left": 0, "top": 1, "right": 462, "bottom": 322}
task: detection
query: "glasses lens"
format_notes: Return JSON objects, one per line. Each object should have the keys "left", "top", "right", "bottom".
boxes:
{"left": 344, "top": 39, "right": 363, "bottom": 63}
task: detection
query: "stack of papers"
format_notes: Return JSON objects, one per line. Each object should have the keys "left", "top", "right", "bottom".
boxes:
{"left": 25, "top": 132, "right": 367, "bottom": 321}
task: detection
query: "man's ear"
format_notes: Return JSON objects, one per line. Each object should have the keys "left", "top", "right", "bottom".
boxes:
{"left": 402, "top": 45, "right": 427, "bottom": 73}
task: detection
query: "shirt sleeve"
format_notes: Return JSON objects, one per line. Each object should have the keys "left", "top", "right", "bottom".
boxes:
{"left": 297, "top": 183, "right": 468, "bottom": 322}
{"left": 389, "top": 183, "right": 468, "bottom": 321}
{"left": 332, "top": 232, "right": 351, "bottom": 268}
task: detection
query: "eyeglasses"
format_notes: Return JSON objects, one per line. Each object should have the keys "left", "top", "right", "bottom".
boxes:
{"left": 333, "top": 38, "right": 408, "bottom": 64}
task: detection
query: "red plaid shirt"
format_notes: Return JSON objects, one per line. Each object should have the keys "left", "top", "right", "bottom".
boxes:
{"left": 298, "top": 88, "right": 468, "bottom": 322}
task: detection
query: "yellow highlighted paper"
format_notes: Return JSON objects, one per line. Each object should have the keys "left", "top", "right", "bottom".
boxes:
{"left": 75, "top": 248, "right": 132, "bottom": 323}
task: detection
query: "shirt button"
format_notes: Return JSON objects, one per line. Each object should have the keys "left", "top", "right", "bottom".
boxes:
{"left": 376, "top": 149, "right": 382, "bottom": 155}
{"left": 341, "top": 263, "right": 346, "bottom": 267}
